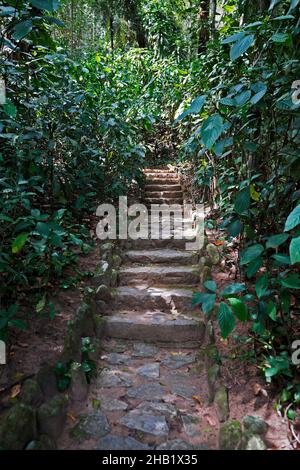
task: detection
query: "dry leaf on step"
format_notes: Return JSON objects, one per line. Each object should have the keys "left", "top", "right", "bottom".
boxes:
{"left": 10, "top": 384, "right": 21, "bottom": 398}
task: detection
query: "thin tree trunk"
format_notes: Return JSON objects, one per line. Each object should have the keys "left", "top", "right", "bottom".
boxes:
{"left": 198, "top": 0, "right": 210, "bottom": 54}
{"left": 210, "top": 0, "right": 217, "bottom": 37}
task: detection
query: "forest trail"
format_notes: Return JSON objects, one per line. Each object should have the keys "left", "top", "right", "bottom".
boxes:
{"left": 59, "top": 166, "right": 218, "bottom": 450}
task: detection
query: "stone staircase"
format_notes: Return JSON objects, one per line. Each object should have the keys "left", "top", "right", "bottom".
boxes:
{"left": 63, "top": 167, "right": 212, "bottom": 450}
{"left": 102, "top": 166, "right": 205, "bottom": 347}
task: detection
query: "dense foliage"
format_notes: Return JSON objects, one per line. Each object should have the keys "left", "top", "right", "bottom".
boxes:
{"left": 1, "top": 0, "right": 299, "bottom": 418}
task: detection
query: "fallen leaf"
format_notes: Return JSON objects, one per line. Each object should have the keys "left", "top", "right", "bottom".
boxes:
{"left": 67, "top": 412, "right": 77, "bottom": 423}
{"left": 11, "top": 384, "right": 21, "bottom": 399}
{"left": 192, "top": 395, "right": 202, "bottom": 406}
{"left": 214, "top": 240, "right": 224, "bottom": 246}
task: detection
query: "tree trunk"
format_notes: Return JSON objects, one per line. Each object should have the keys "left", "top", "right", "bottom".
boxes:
{"left": 198, "top": 0, "right": 210, "bottom": 54}
{"left": 210, "top": 0, "right": 217, "bottom": 37}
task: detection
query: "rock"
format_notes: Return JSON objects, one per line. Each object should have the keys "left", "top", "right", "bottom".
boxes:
{"left": 137, "top": 363, "right": 160, "bottom": 379}
{"left": 26, "top": 435, "right": 56, "bottom": 450}
{"left": 132, "top": 343, "right": 159, "bottom": 358}
{"left": 96, "top": 284, "right": 112, "bottom": 302}
{"left": 200, "top": 265, "right": 212, "bottom": 283}
{"left": 112, "top": 254, "right": 122, "bottom": 268}
{"left": 214, "top": 386, "right": 229, "bottom": 422}
{"left": 0, "top": 404, "right": 36, "bottom": 450}
{"left": 207, "top": 364, "right": 220, "bottom": 402}
{"left": 70, "top": 411, "right": 111, "bottom": 442}
{"left": 106, "top": 353, "right": 130, "bottom": 365}
{"left": 162, "top": 353, "right": 196, "bottom": 370}
{"left": 245, "top": 434, "right": 267, "bottom": 450}
{"left": 21, "top": 379, "right": 43, "bottom": 407}
{"left": 37, "top": 395, "right": 68, "bottom": 439}
{"left": 70, "top": 366, "right": 88, "bottom": 403}
{"left": 101, "top": 398, "right": 128, "bottom": 412}
{"left": 96, "top": 435, "right": 150, "bottom": 450}
{"left": 171, "top": 383, "right": 199, "bottom": 400}
{"left": 110, "top": 269, "right": 118, "bottom": 287}
{"left": 92, "top": 261, "right": 111, "bottom": 287}
{"left": 243, "top": 415, "right": 268, "bottom": 436}
{"left": 63, "top": 303, "right": 95, "bottom": 361}
{"left": 120, "top": 410, "right": 169, "bottom": 437}
{"left": 127, "top": 383, "right": 166, "bottom": 400}
{"left": 219, "top": 420, "right": 243, "bottom": 450}
{"left": 36, "top": 365, "right": 57, "bottom": 399}
{"left": 206, "top": 244, "right": 220, "bottom": 266}
{"left": 181, "top": 414, "right": 201, "bottom": 438}
{"left": 137, "top": 402, "right": 177, "bottom": 420}
{"left": 98, "top": 369, "right": 122, "bottom": 387}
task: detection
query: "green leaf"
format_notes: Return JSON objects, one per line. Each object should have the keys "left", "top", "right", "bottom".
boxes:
{"left": 201, "top": 114, "right": 223, "bottom": 149}
{"left": 285, "top": 205, "right": 300, "bottom": 231}
{"left": 30, "top": 0, "right": 59, "bottom": 11}
{"left": 269, "top": 0, "right": 282, "bottom": 10}
{"left": 255, "top": 273, "right": 269, "bottom": 299}
{"left": 266, "top": 233, "right": 289, "bottom": 249}
{"left": 222, "top": 32, "right": 245, "bottom": 44}
{"left": 228, "top": 298, "right": 248, "bottom": 322}
{"left": 218, "top": 302, "right": 236, "bottom": 339}
{"left": 289, "top": 0, "right": 300, "bottom": 12}
{"left": 271, "top": 33, "right": 290, "bottom": 43}
{"left": 281, "top": 274, "right": 300, "bottom": 289}
{"left": 272, "top": 254, "right": 291, "bottom": 265}
{"left": 227, "top": 219, "right": 243, "bottom": 237}
{"left": 2, "top": 102, "right": 17, "bottom": 118}
{"left": 290, "top": 237, "right": 300, "bottom": 264}
{"left": 246, "top": 257, "right": 263, "bottom": 278}
{"left": 13, "top": 20, "right": 33, "bottom": 41}
{"left": 204, "top": 280, "right": 217, "bottom": 293}
{"left": 267, "top": 301, "right": 277, "bottom": 321}
{"left": 250, "top": 82, "right": 267, "bottom": 105}
{"left": 230, "top": 35, "right": 255, "bottom": 61}
{"left": 12, "top": 233, "right": 29, "bottom": 254}
{"left": 240, "top": 244, "right": 264, "bottom": 265}
{"left": 175, "top": 95, "right": 206, "bottom": 122}
{"left": 235, "top": 187, "right": 250, "bottom": 215}
{"left": 234, "top": 90, "right": 251, "bottom": 107}
{"left": 36, "top": 295, "right": 46, "bottom": 313}
{"left": 220, "top": 283, "right": 246, "bottom": 297}
{"left": 36, "top": 222, "right": 50, "bottom": 237}
{"left": 192, "top": 293, "right": 216, "bottom": 314}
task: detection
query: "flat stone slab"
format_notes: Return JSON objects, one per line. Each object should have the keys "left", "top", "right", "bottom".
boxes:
{"left": 137, "top": 363, "right": 160, "bottom": 379}
{"left": 124, "top": 249, "right": 198, "bottom": 265}
{"left": 120, "top": 410, "right": 169, "bottom": 437}
{"left": 171, "top": 383, "right": 199, "bottom": 400}
{"left": 132, "top": 343, "right": 159, "bottom": 358}
{"left": 96, "top": 435, "right": 150, "bottom": 450}
{"left": 119, "top": 265, "right": 200, "bottom": 286}
{"left": 137, "top": 402, "right": 177, "bottom": 420}
{"left": 162, "top": 353, "right": 196, "bottom": 370}
{"left": 101, "top": 398, "right": 128, "bottom": 412}
{"left": 127, "top": 383, "right": 166, "bottom": 400}
{"left": 106, "top": 353, "right": 131, "bottom": 365}
{"left": 98, "top": 369, "right": 132, "bottom": 388}
{"left": 70, "top": 411, "right": 110, "bottom": 442}
{"left": 103, "top": 313, "right": 204, "bottom": 345}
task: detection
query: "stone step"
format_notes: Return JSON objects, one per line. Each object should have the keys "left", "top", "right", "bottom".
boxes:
{"left": 119, "top": 265, "right": 199, "bottom": 286}
{"left": 124, "top": 249, "right": 199, "bottom": 265}
{"left": 112, "top": 286, "right": 197, "bottom": 313}
{"left": 124, "top": 238, "right": 197, "bottom": 250}
{"left": 146, "top": 177, "right": 180, "bottom": 185}
{"left": 144, "top": 198, "right": 183, "bottom": 205}
{"left": 145, "top": 184, "right": 182, "bottom": 192}
{"left": 101, "top": 311, "right": 205, "bottom": 345}
{"left": 145, "top": 172, "right": 178, "bottom": 179}
{"left": 145, "top": 191, "right": 183, "bottom": 199}
{"left": 144, "top": 167, "right": 175, "bottom": 173}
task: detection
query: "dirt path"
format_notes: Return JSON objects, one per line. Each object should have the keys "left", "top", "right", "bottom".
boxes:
{"left": 59, "top": 166, "right": 219, "bottom": 450}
